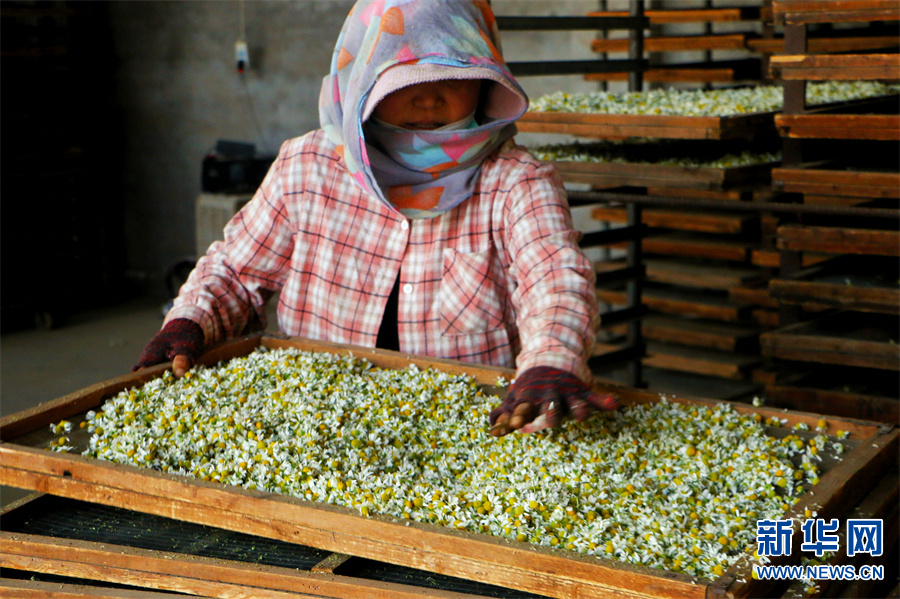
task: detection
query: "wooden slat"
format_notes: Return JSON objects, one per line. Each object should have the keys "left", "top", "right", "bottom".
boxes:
{"left": 747, "top": 35, "right": 900, "bottom": 54}
{"left": 643, "top": 342, "right": 761, "bottom": 380}
{"left": 642, "top": 233, "right": 751, "bottom": 262}
{"left": 772, "top": 0, "right": 900, "bottom": 24}
{"left": 552, "top": 159, "right": 773, "bottom": 192}
{"left": 777, "top": 224, "right": 900, "bottom": 256}
{"left": 775, "top": 114, "right": 900, "bottom": 141}
{"left": 644, "top": 188, "right": 752, "bottom": 201}
{"left": 598, "top": 287, "right": 749, "bottom": 322}
{"left": 591, "top": 33, "right": 747, "bottom": 53}
{"left": 585, "top": 66, "right": 740, "bottom": 83}
{"left": 644, "top": 258, "right": 766, "bottom": 291}
{"left": 640, "top": 315, "right": 760, "bottom": 352}
{"left": 592, "top": 206, "right": 756, "bottom": 235}
{"left": 760, "top": 313, "right": 900, "bottom": 370}
{"left": 765, "top": 382, "right": 899, "bottom": 424}
{"left": 773, "top": 165, "right": 900, "bottom": 199}
{"left": 588, "top": 7, "right": 760, "bottom": 24}
{"left": 0, "top": 577, "right": 184, "bottom": 599}
{"left": 0, "top": 531, "right": 474, "bottom": 599}
{"left": 730, "top": 285, "right": 779, "bottom": 309}
{"left": 517, "top": 110, "right": 775, "bottom": 141}
{"left": 770, "top": 53, "right": 900, "bottom": 81}
{"left": 0, "top": 446, "right": 707, "bottom": 599}
{"left": 310, "top": 552, "right": 353, "bottom": 574}
{"left": 750, "top": 249, "right": 831, "bottom": 268}
{"left": 769, "top": 275, "right": 900, "bottom": 315}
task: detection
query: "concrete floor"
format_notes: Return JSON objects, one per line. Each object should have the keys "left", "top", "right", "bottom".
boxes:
{"left": 0, "top": 296, "right": 167, "bottom": 505}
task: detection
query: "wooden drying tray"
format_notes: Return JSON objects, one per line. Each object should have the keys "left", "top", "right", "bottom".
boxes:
{"left": 517, "top": 110, "right": 776, "bottom": 141}
{"left": 642, "top": 341, "right": 762, "bottom": 381}
{"left": 772, "top": 0, "right": 900, "bottom": 25}
{"left": 770, "top": 53, "right": 900, "bottom": 82}
{"left": 777, "top": 223, "right": 900, "bottom": 256}
{"left": 642, "top": 232, "right": 753, "bottom": 262}
{"left": 761, "top": 312, "right": 900, "bottom": 371}
{"left": 585, "top": 59, "right": 763, "bottom": 84}
{"left": 592, "top": 205, "right": 759, "bottom": 235}
{"left": 0, "top": 492, "right": 532, "bottom": 599}
{"left": 773, "top": 161, "right": 900, "bottom": 199}
{"left": 588, "top": 7, "right": 762, "bottom": 25}
{"left": 643, "top": 258, "right": 767, "bottom": 292}
{"left": 747, "top": 34, "right": 900, "bottom": 55}
{"left": 775, "top": 93, "right": 900, "bottom": 141}
{"left": 638, "top": 314, "right": 761, "bottom": 353}
{"left": 5, "top": 476, "right": 899, "bottom": 599}
{"left": 595, "top": 255, "right": 766, "bottom": 293}
{"left": 550, "top": 157, "right": 775, "bottom": 192}
{"left": 769, "top": 256, "right": 900, "bottom": 315}
{"left": 598, "top": 286, "right": 751, "bottom": 322}
{"left": 1, "top": 334, "right": 897, "bottom": 599}
{"left": 764, "top": 366, "right": 899, "bottom": 425}
{"left": 590, "top": 33, "right": 748, "bottom": 54}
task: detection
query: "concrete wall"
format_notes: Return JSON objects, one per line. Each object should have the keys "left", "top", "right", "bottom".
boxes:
{"left": 108, "top": 1, "right": 734, "bottom": 293}
{"left": 108, "top": 0, "right": 620, "bottom": 292}
{"left": 109, "top": 0, "right": 354, "bottom": 292}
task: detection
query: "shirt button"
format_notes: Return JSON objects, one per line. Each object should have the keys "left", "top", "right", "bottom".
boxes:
{"left": 400, "top": 220, "right": 409, "bottom": 231}
{"left": 403, "top": 283, "right": 413, "bottom": 295}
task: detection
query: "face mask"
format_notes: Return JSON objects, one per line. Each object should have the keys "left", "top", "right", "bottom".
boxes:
{"left": 369, "top": 110, "right": 478, "bottom": 132}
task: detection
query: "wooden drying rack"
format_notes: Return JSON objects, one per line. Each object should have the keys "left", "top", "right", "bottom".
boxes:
{"left": 1, "top": 334, "right": 897, "bottom": 598}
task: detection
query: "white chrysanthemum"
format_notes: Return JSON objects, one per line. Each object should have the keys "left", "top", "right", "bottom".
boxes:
{"left": 73, "top": 347, "right": 839, "bottom": 580}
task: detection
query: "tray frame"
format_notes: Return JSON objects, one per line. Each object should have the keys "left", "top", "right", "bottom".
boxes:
{"left": 1, "top": 334, "right": 896, "bottom": 599}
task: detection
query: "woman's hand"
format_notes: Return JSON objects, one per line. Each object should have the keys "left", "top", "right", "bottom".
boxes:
{"left": 489, "top": 366, "right": 619, "bottom": 436}
{"left": 133, "top": 318, "right": 204, "bottom": 378}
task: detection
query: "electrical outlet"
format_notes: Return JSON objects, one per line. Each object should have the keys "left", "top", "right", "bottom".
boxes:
{"left": 235, "top": 40, "right": 249, "bottom": 73}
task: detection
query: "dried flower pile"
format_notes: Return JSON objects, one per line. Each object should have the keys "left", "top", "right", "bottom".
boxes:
{"left": 528, "top": 81, "right": 898, "bottom": 116}
{"left": 60, "top": 347, "right": 841, "bottom": 579}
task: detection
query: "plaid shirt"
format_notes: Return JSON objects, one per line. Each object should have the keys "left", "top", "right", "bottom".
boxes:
{"left": 168, "top": 130, "right": 598, "bottom": 380}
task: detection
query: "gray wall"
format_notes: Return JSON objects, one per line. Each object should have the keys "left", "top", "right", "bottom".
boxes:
{"left": 112, "top": 1, "right": 739, "bottom": 293}
{"left": 109, "top": 0, "right": 615, "bottom": 293}
{"left": 110, "top": 0, "right": 354, "bottom": 292}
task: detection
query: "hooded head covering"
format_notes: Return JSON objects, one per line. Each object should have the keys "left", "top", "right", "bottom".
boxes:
{"left": 319, "top": 0, "right": 528, "bottom": 219}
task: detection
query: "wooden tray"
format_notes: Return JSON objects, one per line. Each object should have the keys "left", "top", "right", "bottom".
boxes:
{"left": 772, "top": 0, "right": 900, "bottom": 25}
{"left": 639, "top": 314, "right": 761, "bottom": 353}
{"left": 761, "top": 312, "right": 900, "bottom": 371}
{"left": 588, "top": 7, "right": 762, "bottom": 25}
{"left": 599, "top": 285, "right": 751, "bottom": 322}
{"left": 775, "top": 113, "right": 900, "bottom": 141}
{"left": 769, "top": 256, "right": 900, "bottom": 315}
{"left": 642, "top": 232, "right": 752, "bottom": 262}
{"left": 584, "top": 59, "right": 763, "bottom": 84}
{"left": 747, "top": 35, "right": 900, "bottom": 55}
{"left": 777, "top": 223, "right": 900, "bottom": 256}
{"left": 551, "top": 159, "right": 775, "bottom": 191}
{"left": 770, "top": 53, "right": 900, "bottom": 81}
{"left": 517, "top": 110, "right": 776, "bottom": 141}
{"left": 642, "top": 342, "right": 762, "bottom": 381}
{"left": 592, "top": 206, "right": 759, "bottom": 235}
{"left": 764, "top": 366, "right": 899, "bottom": 425}
{"left": 590, "top": 33, "right": 748, "bottom": 54}
{"left": 1, "top": 493, "right": 539, "bottom": 599}
{"left": 1, "top": 334, "right": 897, "bottom": 599}
{"left": 773, "top": 162, "right": 900, "bottom": 199}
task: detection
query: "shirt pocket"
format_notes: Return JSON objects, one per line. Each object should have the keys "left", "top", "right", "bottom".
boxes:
{"left": 439, "top": 247, "right": 506, "bottom": 336}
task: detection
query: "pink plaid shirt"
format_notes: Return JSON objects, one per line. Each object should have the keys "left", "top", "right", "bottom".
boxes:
{"left": 168, "top": 130, "right": 598, "bottom": 380}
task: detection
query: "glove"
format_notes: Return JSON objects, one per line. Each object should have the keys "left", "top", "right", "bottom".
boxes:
{"left": 489, "top": 366, "right": 619, "bottom": 437}
{"left": 133, "top": 318, "right": 204, "bottom": 374}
